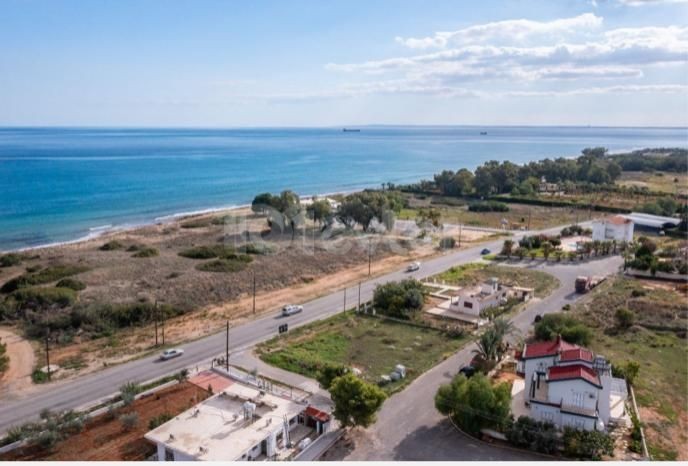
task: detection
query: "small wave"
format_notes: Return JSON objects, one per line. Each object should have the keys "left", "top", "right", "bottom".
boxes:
{"left": 89, "top": 224, "right": 113, "bottom": 232}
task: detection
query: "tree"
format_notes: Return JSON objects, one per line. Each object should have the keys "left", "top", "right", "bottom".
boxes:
{"left": 534, "top": 313, "right": 591, "bottom": 346}
{"left": 251, "top": 192, "right": 277, "bottom": 215}
{"left": 562, "top": 428, "right": 614, "bottom": 460}
{"left": 501, "top": 240, "right": 514, "bottom": 258}
{"left": 541, "top": 241, "right": 553, "bottom": 261}
{"left": 316, "top": 363, "right": 349, "bottom": 390}
{"left": 615, "top": 308, "right": 635, "bottom": 330}
{"left": 329, "top": 373, "right": 386, "bottom": 428}
{"left": 435, "top": 373, "right": 511, "bottom": 435}
{"left": 373, "top": 279, "right": 425, "bottom": 319}
{"left": 416, "top": 208, "right": 442, "bottom": 230}
{"left": 473, "top": 328, "right": 501, "bottom": 363}
{"left": 306, "top": 199, "right": 333, "bottom": 227}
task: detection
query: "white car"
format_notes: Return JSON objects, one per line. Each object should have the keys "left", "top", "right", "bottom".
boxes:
{"left": 406, "top": 261, "right": 421, "bottom": 272}
{"left": 159, "top": 348, "right": 184, "bottom": 360}
{"left": 281, "top": 304, "right": 304, "bottom": 317}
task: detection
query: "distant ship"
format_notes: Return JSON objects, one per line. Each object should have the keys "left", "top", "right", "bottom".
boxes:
{"left": 480, "top": 131, "right": 488, "bottom": 135}
{"left": 342, "top": 128, "right": 361, "bottom": 132}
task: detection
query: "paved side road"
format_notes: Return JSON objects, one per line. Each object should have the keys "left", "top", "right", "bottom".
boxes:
{"left": 341, "top": 256, "right": 623, "bottom": 461}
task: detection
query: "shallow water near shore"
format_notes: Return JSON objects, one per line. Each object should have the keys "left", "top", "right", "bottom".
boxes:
{"left": 1, "top": 125, "right": 686, "bottom": 251}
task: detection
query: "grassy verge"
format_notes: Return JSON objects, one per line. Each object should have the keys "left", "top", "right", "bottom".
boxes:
{"left": 256, "top": 311, "right": 466, "bottom": 394}
{"left": 569, "top": 276, "right": 687, "bottom": 461}
{"left": 432, "top": 263, "right": 560, "bottom": 297}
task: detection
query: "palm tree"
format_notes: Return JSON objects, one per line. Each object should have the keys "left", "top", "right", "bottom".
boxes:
{"left": 541, "top": 241, "right": 553, "bottom": 261}
{"left": 472, "top": 328, "right": 501, "bottom": 362}
{"left": 516, "top": 248, "right": 526, "bottom": 260}
{"left": 492, "top": 318, "right": 515, "bottom": 340}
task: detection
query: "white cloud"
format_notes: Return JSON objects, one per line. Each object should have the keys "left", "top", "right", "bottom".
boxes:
{"left": 394, "top": 13, "right": 603, "bottom": 49}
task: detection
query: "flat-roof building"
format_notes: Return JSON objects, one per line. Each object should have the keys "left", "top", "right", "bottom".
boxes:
{"left": 145, "top": 379, "right": 329, "bottom": 461}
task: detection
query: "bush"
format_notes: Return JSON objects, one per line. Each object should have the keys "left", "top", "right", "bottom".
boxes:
{"left": 507, "top": 416, "right": 559, "bottom": 454}
{"left": 99, "top": 240, "right": 124, "bottom": 251}
{"left": 615, "top": 308, "right": 635, "bottom": 329}
{"left": 196, "top": 257, "right": 251, "bottom": 273}
{"left": 0, "top": 338, "right": 8, "bottom": 374}
{"left": 562, "top": 428, "right": 614, "bottom": 460}
{"left": 0, "top": 253, "right": 23, "bottom": 267}
{"left": 316, "top": 363, "right": 349, "bottom": 390}
{"left": 55, "top": 278, "right": 86, "bottom": 291}
{"left": 32, "top": 368, "right": 49, "bottom": 384}
{"left": 148, "top": 413, "right": 173, "bottom": 430}
{"left": 439, "top": 237, "right": 456, "bottom": 249}
{"left": 178, "top": 245, "right": 236, "bottom": 259}
{"left": 534, "top": 313, "right": 591, "bottom": 346}
{"left": 468, "top": 201, "right": 509, "bottom": 212}
{"left": 373, "top": 279, "right": 425, "bottom": 319}
{"left": 180, "top": 217, "right": 213, "bottom": 229}
{"left": 35, "top": 429, "right": 60, "bottom": 450}
{"left": 1, "top": 265, "right": 89, "bottom": 293}
{"left": 119, "top": 412, "right": 139, "bottom": 431}
{"left": 10, "top": 286, "right": 77, "bottom": 309}
{"left": 131, "top": 247, "right": 159, "bottom": 258}
{"left": 237, "top": 243, "right": 275, "bottom": 255}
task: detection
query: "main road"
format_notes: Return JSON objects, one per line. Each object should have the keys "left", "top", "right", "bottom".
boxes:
{"left": 0, "top": 223, "right": 601, "bottom": 436}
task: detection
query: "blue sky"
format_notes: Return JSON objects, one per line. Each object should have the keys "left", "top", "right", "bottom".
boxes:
{"left": 1, "top": 0, "right": 687, "bottom": 127}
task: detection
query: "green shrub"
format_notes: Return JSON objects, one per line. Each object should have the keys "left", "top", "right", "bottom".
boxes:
{"left": 132, "top": 247, "right": 159, "bottom": 258}
{"left": 534, "top": 313, "right": 591, "bottom": 346}
{"left": 507, "top": 416, "right": 559, "bottom": 454}
{"left": 615, "top": 308, "right": 635, "bottom": 329}
{"left": 0, "top": 338, "right": 8, "bottom": 374}
{"left": 148, "top": 413, "right": 173, "bottom": 430}
{"left": 1, "top": 265, "right": 89, "bottom": 293}
{"left": 468, "top": 201, "right": 509, "bottom": 212}
{"left": 99, "top": 240, "right": 124, "bottom": 251}
{"left": 35, "top": 429, "right": 60, "bottom": 450}
{"left": 373, "top": 279, "right": 425, "bottom": 319}
{"left": 0, "top": 253, "right": 23, "bottom": 267}
{"left": 11, "top": 286, "right": 77, "bottom": 309}
{"left": 119, "top": 412, "right": 139, "bottom": 431}
{"left": 237, "top": 243, "right": 275, "bottom": 255}
{"left": 55, "top": 278, "right": 86, "bottom": 291}
{"left": 32, "top": 368, "right": 49, "bottom": 384}
{"left": 196, "top": 257, "right": 251, "bottom": 273}
{"left": 562, "top": 428, "right": 614, "bottom": 460}
{"left": 439, "top": 237, "right": 456, "bottom": 249}
{"left": 178, "top": 245, "right": 235, "bottom": 259}
{"left": 180, "top": 217, "right": 213, "bottom": 229}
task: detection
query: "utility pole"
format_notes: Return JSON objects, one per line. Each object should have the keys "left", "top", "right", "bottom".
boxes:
{"left": 343, "top": 288, "right": 347, "bottom": 312}
{"left": 44, "top": 328, "right": 51, "bottom": 381}
{"left": 458, "top": 223, "right": 463, "bottom": 248}
{"left": 527, "top": 209, "right": 532, "bottom": 231}
{"left": 225, "top": 321, "right": 230, "bottom": 372}
{"left": 252, "top": 273, "right": 256, "bottom": 315}
{"left": 161, "top": 308, "right": 165, "bottom": 345}
{"left": 154, "top": 300, "right": 159, "bottom": 346}
{"left": 357, "top": 282, "right": 361, "bottom": 311}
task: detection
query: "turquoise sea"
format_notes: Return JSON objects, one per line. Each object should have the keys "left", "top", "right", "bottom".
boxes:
{"left": 1, "top": 126, "right": 686, "bottom": 251}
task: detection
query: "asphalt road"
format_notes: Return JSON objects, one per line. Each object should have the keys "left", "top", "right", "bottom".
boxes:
{"left": 342, "top": 255, "right": 623, "bottom": 461}
{"left": 0, "top": 232, "right": 511, "bottom": 433}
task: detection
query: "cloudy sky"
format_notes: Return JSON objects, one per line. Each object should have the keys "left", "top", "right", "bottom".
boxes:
{"left": 1, "top": 0, "right": 687, "bottom": 126}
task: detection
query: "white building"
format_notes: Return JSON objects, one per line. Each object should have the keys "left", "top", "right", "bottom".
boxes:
{"left": 449, "top": 277, "right": 507, "bottom": 317}
{"left": 514, "top": 336, "right": 628, "bottom": 431}
{"left": 145, "top": 381, "right": 330, "bottom": 461}
{"left": 591, "top": 215, "right": 634, "bottom": 243}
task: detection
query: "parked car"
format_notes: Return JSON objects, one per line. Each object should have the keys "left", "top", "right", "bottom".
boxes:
{"left": 458, "top": 365, "right": 476, "bottom": 378}
{"left": 281, "top": 304, "right": 304, "bottom": 317}
{"left": 159, "top": 348, "right": 184, "bottom": 360}
{"left": 480, "top": 248, "right": 491, "bottom": 255}
{"left": 406, "top": 261, "right": 421, "bottom": 272}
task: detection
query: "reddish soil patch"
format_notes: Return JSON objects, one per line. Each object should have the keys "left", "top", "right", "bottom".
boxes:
{"left": 1, "top": 381, "right": 210, "bottom": 461}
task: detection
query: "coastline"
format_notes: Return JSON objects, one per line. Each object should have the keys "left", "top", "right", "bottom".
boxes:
{"left": 3, "top": 189, "right": 360, "bottom": 254}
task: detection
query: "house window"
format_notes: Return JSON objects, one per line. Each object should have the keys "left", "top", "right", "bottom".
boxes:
{"left": 164, "top": 448, "right": 174, "bottom": 461}
{"left": 464, "top": 301, "right": 473, "bottom": 309}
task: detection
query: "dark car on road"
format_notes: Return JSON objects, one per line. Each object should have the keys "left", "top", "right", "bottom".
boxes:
{"left": 458, "top": 365, "right": 476, "bottom": 378}
{"left": 480, "top": 248, "right": 491, "bottom": 255}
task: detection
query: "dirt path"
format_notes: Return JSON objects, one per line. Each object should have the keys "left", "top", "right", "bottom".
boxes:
{"left": 0, "top": 327, "right": 36, "bottom": 396}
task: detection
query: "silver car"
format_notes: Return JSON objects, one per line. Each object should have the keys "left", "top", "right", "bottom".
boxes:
{"left": 282, "top": 304, "right": 304, "bottom": 317}
{"left": 406, "top": 261, "right": 421, "bottom": 272}
{"left": 159, "top": 348, "right": 184, "bottom": 360}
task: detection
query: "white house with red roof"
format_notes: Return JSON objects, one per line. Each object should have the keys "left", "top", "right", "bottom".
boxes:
{"left": 513, "top": 336, "right": 628, "bottom": 431}
{"left": 592, "top": 215, "right": 634, "bottom": 243}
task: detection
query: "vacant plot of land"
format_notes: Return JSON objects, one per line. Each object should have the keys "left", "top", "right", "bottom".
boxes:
{"left": 432, "top": 263, "right": 560, "bottom": 297}
{"left": 257, "top": 311, "right": 466, "bottom": 393}
{"left": 618, "top": 171, "right": 688, "bottom": 196}
{"left": 570, "top": 276, "right": 688, "bottom": 461}
{"left": 398, "top": 195, "right": 588, "bottom": 230}
{"left": 1, "top": 381, "right": 210, "bottom": 461}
